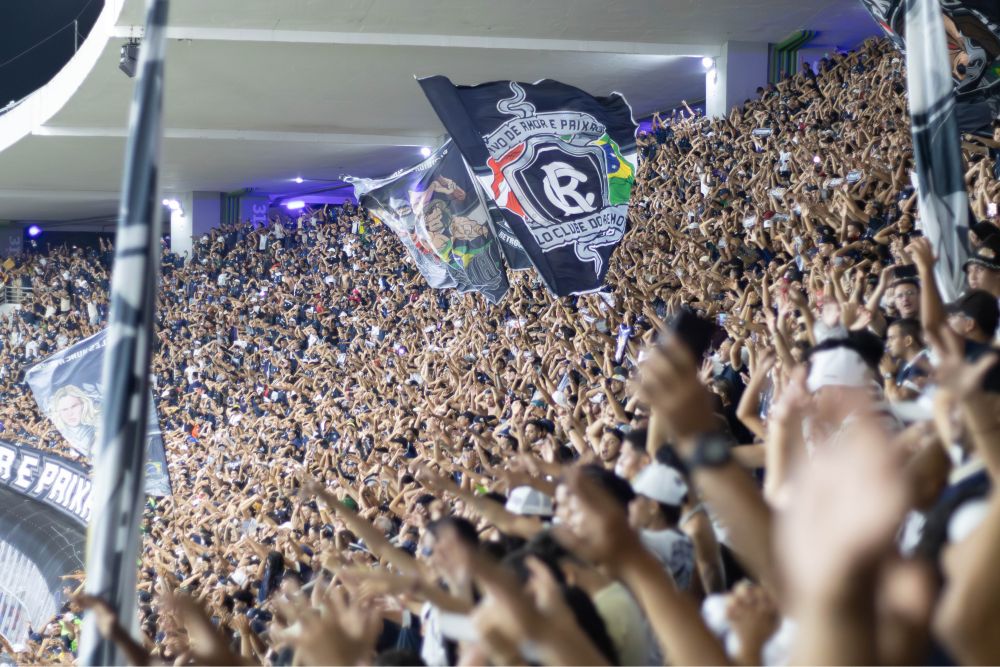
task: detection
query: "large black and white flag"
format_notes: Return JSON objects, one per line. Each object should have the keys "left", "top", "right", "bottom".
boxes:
{"left": 906, "top": 0, "right": 971, "bottom": 301}
{"left": 348, "top": 160, "right": 458, "bottom": 291}
{"left": 861, "top": 0, "right": 1000, "bottom": 132}
{"left": 78, "top": 0, "right": 169, "bottom": 664}
{"left": 480, "top": 195, "right": 534, "bottom": 271}
{"left": 419, "top": 77, "right": 638, "bottom": 296}
{"left": 858, "top": 0, "right": 907, "bottom": 47}
{"left": 349, "top": 140, "right": 511, "bottom": 304}
{"left": 24, "top": 330, "right": 171, "bottom": 497}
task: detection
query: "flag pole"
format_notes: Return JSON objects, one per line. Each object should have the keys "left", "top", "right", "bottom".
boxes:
{"left": 78, "top": 0, "right": 169, "bottom": 664}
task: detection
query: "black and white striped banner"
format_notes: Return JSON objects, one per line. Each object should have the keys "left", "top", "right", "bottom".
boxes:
{"left": 905, "top": 0, "right": 971, "bottom": 302}
{"left": 78, "top": 0, "right": 170, "bottom": 664}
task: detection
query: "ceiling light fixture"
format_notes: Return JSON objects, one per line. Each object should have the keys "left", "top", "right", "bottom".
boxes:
{"left": 420, "top": 146, "right": 432, "bottom": 158}
{"left": 161, "top": 198, "right": 182, "bottom": 212}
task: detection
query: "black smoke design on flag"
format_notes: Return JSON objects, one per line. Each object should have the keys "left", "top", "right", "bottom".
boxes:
{"left": 861, "top": 0, "right": 1000, "bottom": 132}
{"left": 78, "top": 0, "right": 169, "bottom": 664}
{"left": 349, "top": 141, "right": 510, "bottom": 304}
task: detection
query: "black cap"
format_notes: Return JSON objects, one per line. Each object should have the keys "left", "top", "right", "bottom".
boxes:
{"left": 970, "top": 221, "right": 999, "bottom": 242}
{"left": 947, "top": 289, "right": 1000, "bottom": 337}
{"left": 964, "top": 234, "right": 1000, "bottom": 273}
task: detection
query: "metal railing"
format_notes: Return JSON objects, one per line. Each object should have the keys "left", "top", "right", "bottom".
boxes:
{"left": 0, "top": 541, "right": 57, "bottom": 649}
{"left": 1, "top": 286, "right": 32, "bottom": 306}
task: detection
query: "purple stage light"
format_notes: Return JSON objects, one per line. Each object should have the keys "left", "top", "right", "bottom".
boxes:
{"left": 285, "top": 200, "right": 306, "bottom": 211}
{"left": 27, "top": 225, "right": 42, "bottom": 238}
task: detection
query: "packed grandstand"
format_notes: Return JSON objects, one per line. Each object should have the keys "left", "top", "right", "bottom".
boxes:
{"left": 1, "top": 22, "right": 1000, "bottom": 667}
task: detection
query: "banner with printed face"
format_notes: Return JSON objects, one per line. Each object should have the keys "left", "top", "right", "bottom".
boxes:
{"left": 349, "top": 140, "right": 510, "bottom": 304}
{"left": 349, "top": 170, "right": 458, "bottom": 291}
{"left": 418, "top": 76, "right": 638, "bottom": 296}
{"left": 23, "top": 330, "right": 171, "bottom": 497}
{"left": 859, "top": 0, "right": 1000, "bottom": 133}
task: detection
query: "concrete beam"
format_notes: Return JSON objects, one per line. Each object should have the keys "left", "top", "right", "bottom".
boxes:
{"left": 32, "top": 126, "right": 439, "bottom": 146}
{"left": 109, "top": 25, "right": 721, "bottom": 58}
{"left": 0, "top": 189, "right": 119, "bottom": 201}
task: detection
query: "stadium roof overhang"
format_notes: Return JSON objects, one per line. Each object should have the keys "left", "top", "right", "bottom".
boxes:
{"left": 0, "top": 0, "right": 876, "bottom": 222}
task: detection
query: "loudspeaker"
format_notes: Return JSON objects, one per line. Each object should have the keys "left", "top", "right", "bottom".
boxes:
{"left": 119, "top": 41, "right": 140, "bottom": 78}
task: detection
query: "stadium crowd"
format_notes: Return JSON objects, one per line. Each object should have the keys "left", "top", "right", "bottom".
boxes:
{"left": 4, "top": 36, "right": 1000, "bottom": 665}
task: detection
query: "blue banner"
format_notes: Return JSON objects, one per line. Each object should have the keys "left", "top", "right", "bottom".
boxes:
{"left": 23, "top": 330, "right": 171, "bottom": 497}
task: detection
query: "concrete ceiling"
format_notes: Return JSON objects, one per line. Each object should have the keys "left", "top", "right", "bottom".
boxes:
{"left": 0, "top": 0, "right": 878, "bottom": 222}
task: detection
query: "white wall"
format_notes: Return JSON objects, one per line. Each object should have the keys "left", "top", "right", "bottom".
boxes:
{"left": 706, "top": 41, "right": 770, "bottom": 119}
{"left": 169, "top": 191, "right": 221, "bottom": 259}
{"left": 168, "top": 192, "right": 194, "bottom": 259}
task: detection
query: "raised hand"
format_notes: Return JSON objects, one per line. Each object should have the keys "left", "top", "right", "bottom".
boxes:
{"left": 777, "top": 417, "right": 907, "bottom": 603}
{"left": 272, "top": 581, "right": 380, "bottom": 666}
{"left": 638, "top": 335, "right": 717, "bottom": 447}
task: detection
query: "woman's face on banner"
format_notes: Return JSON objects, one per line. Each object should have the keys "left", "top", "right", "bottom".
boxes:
{"left": 57, "top": 394, "right": 85, "bottom": 427}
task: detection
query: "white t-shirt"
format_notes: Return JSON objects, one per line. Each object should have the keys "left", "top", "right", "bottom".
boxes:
{"left": 640, "top": 528, "right": 695, "bottom": 591}
{"left": 419, "top": 603, "right": 448, "bottom": 667}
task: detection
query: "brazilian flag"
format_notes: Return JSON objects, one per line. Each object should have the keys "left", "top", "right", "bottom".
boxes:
{"left": 592, "top": 134, "right": 635, "bottom": 205}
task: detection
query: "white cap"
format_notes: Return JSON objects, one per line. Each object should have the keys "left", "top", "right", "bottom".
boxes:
{"left": 505, "top": 486, "right": 554, "bottom": 516}
{"left": 948, "top": 499, "right": 990, "bottom": 543}
{"left": 631, "top": 463, "right": 688, "bottom": 506}
{"left": 807, "top": 346, "right": 872, "bottom": 393}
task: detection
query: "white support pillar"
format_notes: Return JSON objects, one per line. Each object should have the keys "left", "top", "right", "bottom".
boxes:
{"left": 168, "top": 191, "right": 221, "bottom": 260}
{"left": 706, "top": 41, "right": 770, "bottom": 119}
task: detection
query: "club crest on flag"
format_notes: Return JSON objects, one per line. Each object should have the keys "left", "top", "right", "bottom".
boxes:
{"left": 419, "top": 75, "right": 637, "bottom": 295}
{"left": 482, "top": 83, "right": 633, "bottom": 274}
